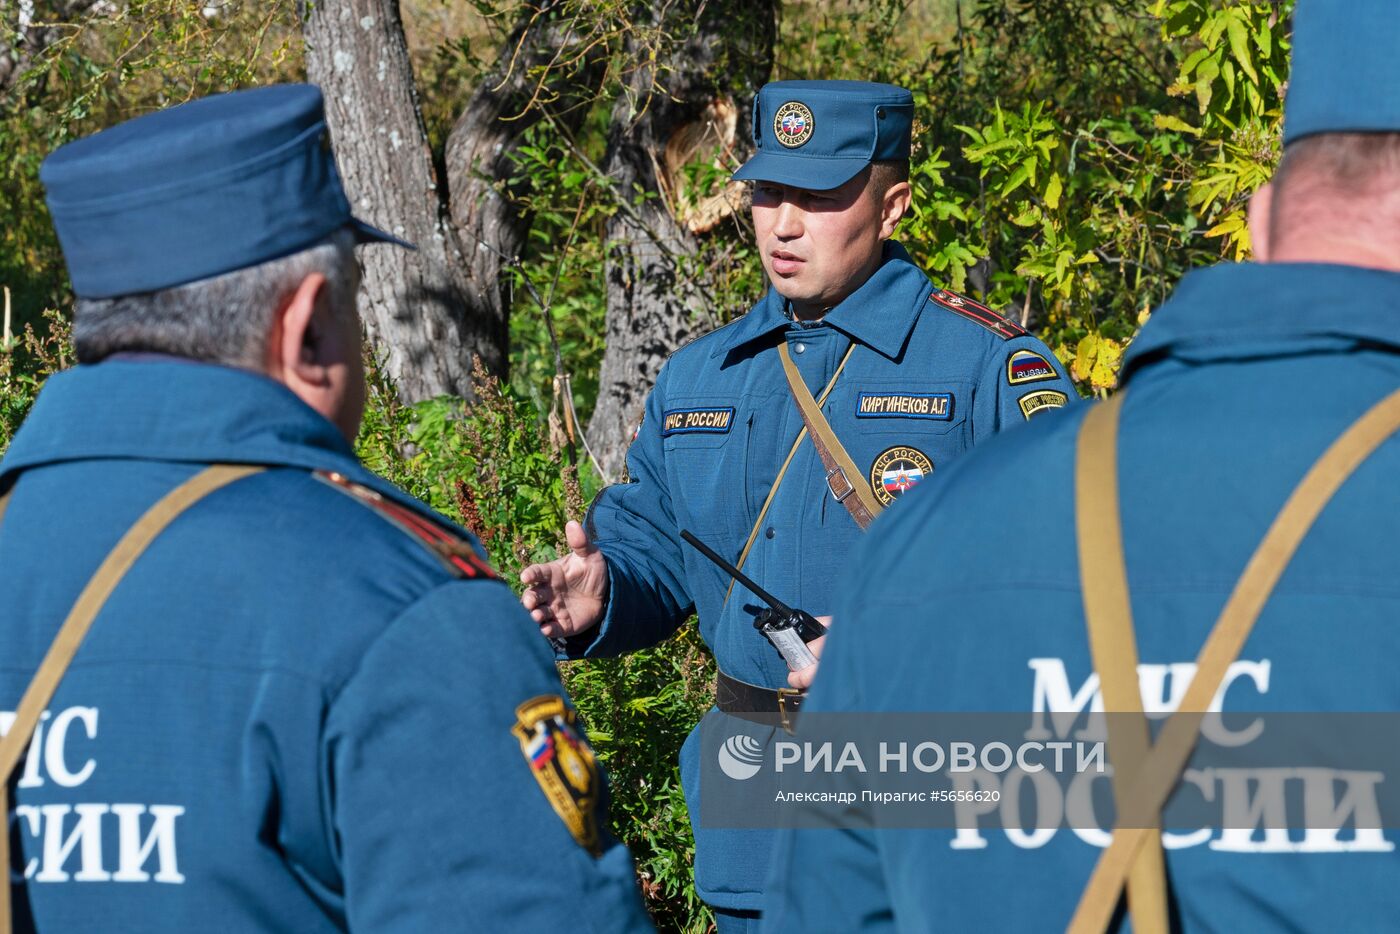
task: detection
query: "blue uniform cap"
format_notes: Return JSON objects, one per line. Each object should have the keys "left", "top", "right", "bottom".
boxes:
{"left": 1284, "top": 0, "right": 1400, "bottom": 146}
{"left": 732, "top": 80, "right": 914, "bottom": 192}
{"left": 40, "top": 84, "right": 411, "bottom": 299}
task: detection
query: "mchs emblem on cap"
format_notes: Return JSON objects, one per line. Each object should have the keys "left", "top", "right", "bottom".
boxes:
{"left": 774, "top": 101, "right": 814, "bottom": 148}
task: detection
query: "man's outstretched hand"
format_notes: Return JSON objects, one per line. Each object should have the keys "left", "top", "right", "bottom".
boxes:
{"left": 520, "top": 520, "right": 609, "bottom": 640}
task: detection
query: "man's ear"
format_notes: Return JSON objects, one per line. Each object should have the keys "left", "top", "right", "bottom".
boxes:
{"left": 264, "top": 272, "right": 330, "bottom": 384}
{"left": 880, "top": 181, "right": 913, "bottom": 240}
{"left": 1248, "top": 181, "right": 1275, "bottom": 263}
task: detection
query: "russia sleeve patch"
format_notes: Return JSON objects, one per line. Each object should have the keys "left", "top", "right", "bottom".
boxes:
{"left": 512, "top": 695, "right": 602, "bottom": 854}
{"left": 928, "top": 288, "right": 1029, "bottom": 340}
{"left": 1006, "top": 349, "right": 1059, "bottom": 385}
{"left": 313, "top": 470, "right": 500, "bottom": 581}
{"left": 1018, "top": 390, "right": 1069, "bottom": 420}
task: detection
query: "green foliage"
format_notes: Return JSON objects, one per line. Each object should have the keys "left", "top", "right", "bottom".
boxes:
{"left": 560, "top": 626, "right": 717, "bottom": 934}
{"left": 1154, "top": 0, "right": 1291, "bottom": 259}
{"left": 0, "top": 0, "right": 301, "bottom": 333}
{"left": 0, "top": 308, "right": 72, "bottom": 455}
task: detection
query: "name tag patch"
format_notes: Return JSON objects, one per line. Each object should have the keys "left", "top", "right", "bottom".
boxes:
{"left": 662, "top": 407, "right": 735, "bottom": 436}
{"left": 1018, "top": 390, "right": 1068, "bottom": 420}
{"left": 1006, "top": 349, "right": 1058, "bottom": 385}
{"left": 855, "top": 392, "right": 954, "bottom": 420}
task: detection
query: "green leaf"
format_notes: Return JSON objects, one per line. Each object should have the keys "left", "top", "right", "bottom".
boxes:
{"left": 1044, "top": 173, "right": 1063, "bottom": 210}
{"left": 1201, "top": 10, "right": 1230, "bottom": 50}
{"left": 953, "top": 124, "right": 984, "bottom": 145}
{"left": 1179, "top": 46, "right": 1212, "bottom": 77}
{"left": 1152, "top": 113, "right": 1202, "bottom": 136}
{"left": 1001, "top": 162, "right": 1031, "bottom": 196}
{"left": 1194, "top": 57, "right": 1219, "bottom": 114}
{"left": 1227, "top": 15, "right": 1260, "bottom": 85}
{"left": 1011, "top": 206, "right": 1040, "bottom": 227}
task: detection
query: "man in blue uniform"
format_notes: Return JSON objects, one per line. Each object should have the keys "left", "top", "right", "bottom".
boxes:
{"left": 764, "top": 2, "right": 1400, "bottom": 930}
{"left": 520, "top": 80, "right": 1078, "bottom": 930}
{"left": 0, "top": 85, "right": 651, "bottom": 932}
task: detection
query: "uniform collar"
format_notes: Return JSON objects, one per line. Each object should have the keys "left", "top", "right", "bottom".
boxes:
{"left": 1, "top": 359, "right": 359, "bottom": 480}
{"left": 713, "top": 240, "right": 932, "bottom": 360}
{"left": 1122, "top": 262, "right": 1400, "bottom": 383}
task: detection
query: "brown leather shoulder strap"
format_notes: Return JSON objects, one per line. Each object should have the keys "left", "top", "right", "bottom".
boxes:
{"left": 778, "top": 340, "right": 882, "bottom": 529}
{"left": 1069, "top": 386, "right": 1400, "bottom": 934}
{"left": 723, "top": 342, "right": 858, "bottom": 607}
{"left": 0, "top": 464, "right": 263, "bottom": 932}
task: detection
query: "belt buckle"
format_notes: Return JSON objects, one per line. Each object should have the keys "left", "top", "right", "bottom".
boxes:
{"left": 777, "top": 687, "right": 802, "bottom": 735}
{"left": 826, "top": 467, "right": 854, "bottom": 503}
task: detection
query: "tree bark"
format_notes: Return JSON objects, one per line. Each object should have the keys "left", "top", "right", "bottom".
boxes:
{"left": 304, "top": 0, "right": 499, "bottom": 402}
{"left": 587, "top": 0, "right": 775, "bottom": 480}
{"left": 442, "top": 4, "right": 606, "bottom": 374}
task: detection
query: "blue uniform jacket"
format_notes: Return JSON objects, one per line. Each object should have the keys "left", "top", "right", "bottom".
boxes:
{"left": 764, "top": 262, "right": 1400, "bottom": 931}
{"left": 0, "top": 360, "right": 651, "bottom": 932}
{"left": 565, "top": 242, "right": 1078, "bottom": 909}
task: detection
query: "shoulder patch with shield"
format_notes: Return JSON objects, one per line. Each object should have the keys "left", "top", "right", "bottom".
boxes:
{"left": 512, "top": 695, "right": 602, "bottom": 855}
{"left": 1006, "top": 349, "right": 1059, "bottom": 385}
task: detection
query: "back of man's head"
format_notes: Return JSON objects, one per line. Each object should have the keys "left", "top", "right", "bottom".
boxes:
{"left": 1250, "top": 0, "right": 1400, "bottom": 270}
{"left": 1258, "top": 132, "right": 1400, "bottom": 268}
{"left": 73, "top": 231, "right": 356, "bottom": 368}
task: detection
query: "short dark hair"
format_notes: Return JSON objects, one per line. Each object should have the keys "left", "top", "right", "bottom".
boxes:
{"left": 869, "top": 159, "right": 911, "bottom": 197}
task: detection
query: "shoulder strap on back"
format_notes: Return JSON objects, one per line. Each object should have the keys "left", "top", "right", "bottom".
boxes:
{"left": 313, "top": 470, "right": 498, "bottom": 581}
{"left": 0, "top": 464, "right": 264, "bottom": 934}
{"left": 1070, "top": 386, "right": 1400, "bottom": 934}
{"left": 1074, "top": 393, "right": 1169, "bottom": 934}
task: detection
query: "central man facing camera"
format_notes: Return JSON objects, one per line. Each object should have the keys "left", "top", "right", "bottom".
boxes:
{"left": 522, "top": 79, "right": 1078, "bottom": 931}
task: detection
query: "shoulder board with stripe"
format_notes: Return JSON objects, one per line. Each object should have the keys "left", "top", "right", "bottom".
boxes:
{"left": 314, "top": 470, "right": 499, "bottom": 581}
{"left": 928, "top": 288, "right": 1029, "bottom": 340}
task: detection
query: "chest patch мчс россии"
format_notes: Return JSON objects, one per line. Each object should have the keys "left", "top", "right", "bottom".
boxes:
{"left": 662, "top": 407, "right": 736, "bottom": 436}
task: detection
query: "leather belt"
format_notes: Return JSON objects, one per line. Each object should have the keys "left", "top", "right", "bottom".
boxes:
{"left": 716, "top": 669, "right": 806, "bottom": 733}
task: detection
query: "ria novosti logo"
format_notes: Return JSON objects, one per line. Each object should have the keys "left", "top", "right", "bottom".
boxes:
{"left": 718, "top": 733, "right": 764, "bottom": 780}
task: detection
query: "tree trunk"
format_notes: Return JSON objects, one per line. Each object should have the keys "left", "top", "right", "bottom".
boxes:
{"left": 304, "top": 0, "right": 500, "bottom": 402}
{"left": 588, "top": 0, "right": 775, "bottom": 480}
{"left": 442, "top": 6, "right": 607, "bottom": 374}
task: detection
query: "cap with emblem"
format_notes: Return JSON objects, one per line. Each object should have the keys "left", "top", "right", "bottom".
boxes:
{"left": 732, "top": 79, "right": 914, "bottom": 192}
{"left": 40, "top": 83, "right": 411, "bottom": 299}
{"left": 1283, "top": 0, "right": 1400, "bottom": 146}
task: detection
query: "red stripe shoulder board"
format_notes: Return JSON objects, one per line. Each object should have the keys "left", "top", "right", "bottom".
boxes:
{"left": 314, "top": 470, "right": 499, "bottom": 581}
{"left": 928, "top": 287, "right": 1028, "bottom": 340}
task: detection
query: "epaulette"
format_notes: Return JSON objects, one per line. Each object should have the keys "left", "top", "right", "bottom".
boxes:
{"left": 313, "top": 470, "right": 499, "bottom": 581}
{"left": 928, "top": 287, "right": 1029, "bottom": 340}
